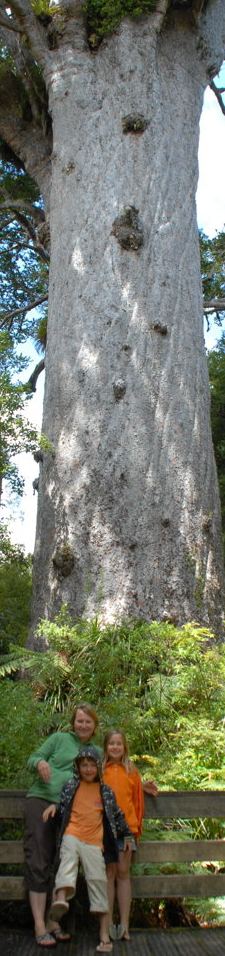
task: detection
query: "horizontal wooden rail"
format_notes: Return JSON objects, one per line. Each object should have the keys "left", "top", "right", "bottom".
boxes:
{"left": 1, "top": 790, "right": 225, "bottom": 818}
{"left": 1, "top": 789, "right": 225, "bottom": 901}
{"left": 144, "top": 790, "right": 225, "bottom": 818}
{"left": 0, "top": 841, "right": 24, "bottom": 864}
{"left": 132, "top": 873, "right": 225, "bottom": 899}
{"left": 135, "top": 840, "right": 225, "bottom": 863}
{"left": 0, "top": 876, "right": 25, "bottom": 900}
{"left": 2, "top": 838, "right": 225, "bottom": 867}
{"left": 0, "top": 791, "right": 26, "bottom": 818}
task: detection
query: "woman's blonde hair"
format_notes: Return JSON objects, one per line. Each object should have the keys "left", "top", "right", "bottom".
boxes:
{"left": 103, "top": 728, "right": 130, "bottom": 770}
{"left": 71, "top": 702, "right": 99, "bottom": 733}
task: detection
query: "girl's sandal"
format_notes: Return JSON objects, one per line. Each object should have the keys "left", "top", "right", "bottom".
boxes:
{"left": 96, "top": 943, "right": 113, "bottom": 953}
{"left": 109, "top": 923, "right": 117, "bottom": 940}
{"left": 117, "top": 924, "right": 130, "bottom": 940}
{"left": 52, "top": 929, "right": 71, "bottom": 942}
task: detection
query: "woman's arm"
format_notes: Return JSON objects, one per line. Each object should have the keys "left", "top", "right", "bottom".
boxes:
{"left": 27, "top": 732, "right": 60, "bottom": 777}
{"left": 43, "top": 804, "right": 57, "bottom": 822}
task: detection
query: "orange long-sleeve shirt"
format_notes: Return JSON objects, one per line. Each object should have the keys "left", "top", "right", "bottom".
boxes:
{"left": 103, "top": 763, "right": 144, "bottom": 837}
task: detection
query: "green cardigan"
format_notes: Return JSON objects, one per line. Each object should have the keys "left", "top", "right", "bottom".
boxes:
{"left": 27, "top": 731, "right": 101, "bottom": 804}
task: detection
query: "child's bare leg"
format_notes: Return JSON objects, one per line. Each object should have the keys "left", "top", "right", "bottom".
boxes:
{"left": 116, "top": 849, "right": 132, "bottom": 939}
{"left": 54, "top": 888, "right": 67, "bottom": 901}
{"left": 49, "top": 886, "right": 69, "bottom": 921}
{"left": 47, "top": 886, "right": 71, "bottom": 939}
{"left": 96, "top": 913, "right": 112, "bottom": 952}
{"left": 106, "top": 863, "right": 116, "bottom": 932}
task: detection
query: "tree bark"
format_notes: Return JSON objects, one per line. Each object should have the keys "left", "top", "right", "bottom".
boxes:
{"left": 1, "top": 1, "right": 224, "bottom": 633}
{"left": 29, "top": 5, "right": 225, "bottom": 634}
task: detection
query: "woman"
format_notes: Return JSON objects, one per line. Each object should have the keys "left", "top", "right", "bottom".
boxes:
{"left": 24, "top": 702, "right": 99, "bottom": 948}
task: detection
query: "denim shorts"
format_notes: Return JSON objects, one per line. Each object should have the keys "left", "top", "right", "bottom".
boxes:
{"left": 117, "top": 835, "right": 137, "bottom": 852}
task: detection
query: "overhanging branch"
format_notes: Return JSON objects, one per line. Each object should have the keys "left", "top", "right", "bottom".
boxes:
{"left": 210, "top": 80, "right": 225, "bottom": 116}
{"left": 1, "top": 197, "right": 50, "bottom": 261}
{"left": 15, "top": 212, "right": 50, "bottom": 262}
{"left": 0, "top": 294, "right": 48, "bottom": 329}
{"left": 4, "top": 0, "right": 50, "bottom": 67}
{"left": 25, "top": 358, "right": 45, "bottom": 393}
{"left": 204, "top": 299, "right": 225, "bottom": 313}
{"left": 0, "top": 198, "right": 45, "bottom": 223}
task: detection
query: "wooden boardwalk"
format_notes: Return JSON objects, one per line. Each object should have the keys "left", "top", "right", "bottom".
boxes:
{"left": 2, "top": 790, "right": 225, "bottom": 954}
{"left": 0, "top": 926, "right": 225, "bottom": 955}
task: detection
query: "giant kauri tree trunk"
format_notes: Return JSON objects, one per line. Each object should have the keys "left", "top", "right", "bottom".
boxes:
{"left": 1, "top": 0, "right": 225, "bottom": 635}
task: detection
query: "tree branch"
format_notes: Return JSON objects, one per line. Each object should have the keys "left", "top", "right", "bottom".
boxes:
{"left": 25, "top": 358, "right": 45, "bottom": 393}
{"left": 153, "top": 0, "right": 170, "bottom": 33}
{"left": 0, "top": 198, "right": 45, "bottom": 223}
{"left": 204, "top": 299, "right": 225, "bottom": 313}
{"left": 0, "top": 104, "right": 52, "bottom": 205}
{"left": 15, "top": 213, "right": 50, "bottom": 262}
{"left": 0, "top": 295, "right": 48, "bottom": 328}
{"left": 210, "top": 80, "right": 225, "bottom": 116}
{"left": 1, "top": 197, "right": 50, "bottom": 262}
{"left": 5, "top": 0, "right": 50, "bottom": 67}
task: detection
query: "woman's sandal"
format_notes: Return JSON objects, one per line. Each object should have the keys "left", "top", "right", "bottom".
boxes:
{"left": 35, "top": 933, "right": 57, "bottom": 948}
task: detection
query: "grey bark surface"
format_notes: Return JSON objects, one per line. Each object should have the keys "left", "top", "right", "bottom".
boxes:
{"left": 19, "top": 4, "right": 225, "bottom": 633}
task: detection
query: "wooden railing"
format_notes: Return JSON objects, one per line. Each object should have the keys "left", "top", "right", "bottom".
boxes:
{"left": 1, "top": 789, "right": 225, "bottom": 900}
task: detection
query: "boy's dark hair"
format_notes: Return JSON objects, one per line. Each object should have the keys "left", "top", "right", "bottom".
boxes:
{"left": 74, "top": 745, "right": 102, "bottom": 780}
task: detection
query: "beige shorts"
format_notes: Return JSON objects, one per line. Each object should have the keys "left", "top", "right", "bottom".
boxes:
{"left": 55, "top": 834, "right": 108, "bottom": 912}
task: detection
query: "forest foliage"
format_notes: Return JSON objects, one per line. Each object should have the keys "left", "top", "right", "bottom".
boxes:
{"left": 85, "top": 0, "right": 158, "bottom": 37}
{"left": 0, "top": 331, "right": 39, "bottom": 497}
{"left": 0, "top": 525, "right": 32, "bottom": 653}
{"left": 1, "top": 609, "right": 225, "bottom": 794}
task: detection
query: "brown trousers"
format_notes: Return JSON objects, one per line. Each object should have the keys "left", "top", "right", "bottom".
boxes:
{"left": 24, "top": 797, "right": 57, "bottom": 893}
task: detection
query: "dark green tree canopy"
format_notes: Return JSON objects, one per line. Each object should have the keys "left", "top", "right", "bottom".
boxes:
{"left": 0, "top": 524, "right": 32, "bottom": 650}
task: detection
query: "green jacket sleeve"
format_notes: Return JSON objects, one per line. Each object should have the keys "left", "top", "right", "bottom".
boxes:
{"left": 27, "top": 733, "right": 60, "bottom": 772}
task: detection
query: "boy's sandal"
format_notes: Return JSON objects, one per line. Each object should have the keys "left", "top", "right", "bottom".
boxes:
{"left": 35, "top": 933, "right": 57, "bottom": 948}
{"left": 49, "top": 900, "right": 69, "bottom": 920}
{"left": 96, "top": 944, "right": 113, "bottom": 953}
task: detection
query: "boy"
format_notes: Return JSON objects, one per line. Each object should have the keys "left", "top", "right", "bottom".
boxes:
{"left": 43, "top": 745, "right": 134, "bottom": 954}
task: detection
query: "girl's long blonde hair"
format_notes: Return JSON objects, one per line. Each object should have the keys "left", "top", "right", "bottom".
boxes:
{"left": 103, "top": 728, "right": 131, "bottom": 771}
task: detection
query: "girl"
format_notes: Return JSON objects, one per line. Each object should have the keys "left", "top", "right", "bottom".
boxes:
{"left": 103, "top": 729, "right": 144, "bottom": 942}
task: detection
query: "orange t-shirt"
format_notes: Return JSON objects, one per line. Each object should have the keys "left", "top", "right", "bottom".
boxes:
{"left": 103, "top": 763, "right": 144, "bottom": 837}
{"left": 65, "top": 781, "right": 103, "bottom": 847}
